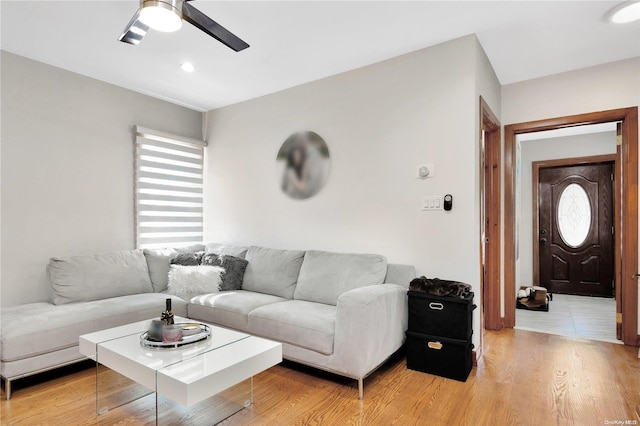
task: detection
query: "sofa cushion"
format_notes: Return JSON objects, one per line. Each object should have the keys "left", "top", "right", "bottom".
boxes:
{"left": 242, "top": 246, "right": 305, "bottom": 299}
{"left": 188, "top": 290, "right": 287, "bottom": 330}
{"left": 205, "top": 243, "right": 249, "bottom": 259}
{"left": 48, "top": 250, "right": 154, "bottom": 305}
{"left": 201, "top": 253, "right": 249, "bottom": 291}
{"left": 1, "top": 345, "right": 85, "bottom": 381}
{"left": 143, "top": 244, "right": 205, "bottom": 292}
{"left": 248, "top": 300, "right": 336, "bottom": 355}
{"left": 0, "top": 294, "right": 188, "bottom": 363}
{"left": 293, "top": 250, "right": 387, "bottom": 305}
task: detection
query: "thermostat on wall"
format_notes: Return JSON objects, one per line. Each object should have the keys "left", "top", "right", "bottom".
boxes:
{"left": 417, "top": 164, "right": 434, "bottom": 179}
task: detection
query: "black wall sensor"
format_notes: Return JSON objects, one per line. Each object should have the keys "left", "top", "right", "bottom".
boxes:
{"left": 443, "top": 194, "right": 453, "bottom": 211}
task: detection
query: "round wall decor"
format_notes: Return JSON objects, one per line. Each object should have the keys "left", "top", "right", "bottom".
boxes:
{"left": 276, "top": 131, "right": 331, "bottom": 199}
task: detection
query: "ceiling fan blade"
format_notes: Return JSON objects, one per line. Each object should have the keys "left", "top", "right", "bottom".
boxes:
{"left": 118, "top": 9, "right": 149, "bottom": 45}
{"left": 182, "top": 2, "right": 249, "bottom": 52}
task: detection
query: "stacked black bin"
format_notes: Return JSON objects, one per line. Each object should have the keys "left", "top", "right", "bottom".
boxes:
{"left": 406, "top": 291, "right": 475, "bottom": 382}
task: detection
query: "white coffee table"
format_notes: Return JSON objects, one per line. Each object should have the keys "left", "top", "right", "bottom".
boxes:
{"left": 79, "top": 317, "right": 282, "bottom": 425}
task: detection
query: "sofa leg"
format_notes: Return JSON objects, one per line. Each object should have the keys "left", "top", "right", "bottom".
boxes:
{"left": 4, "top": 378, "right": 11, "bottom": 400}
{"left": 358, "top": 378, "right": 363, "bottom": 400}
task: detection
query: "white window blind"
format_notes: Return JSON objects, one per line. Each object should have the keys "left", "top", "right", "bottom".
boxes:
{"left": 134, "top": 126, "right": 207, "bottom": 249}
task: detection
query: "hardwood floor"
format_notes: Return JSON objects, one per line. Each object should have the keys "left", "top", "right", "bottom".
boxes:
{"left": 1, "top": 329, "right": 638, "bottom": 425}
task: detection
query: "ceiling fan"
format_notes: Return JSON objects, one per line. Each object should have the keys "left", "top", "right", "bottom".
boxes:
{"left": 119, "top": 0, "right": 249, "bottom": 52}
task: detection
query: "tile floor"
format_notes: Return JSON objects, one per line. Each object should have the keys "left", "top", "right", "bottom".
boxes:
{"left": 515, "top": 293, "right": 620, "bottom": 344}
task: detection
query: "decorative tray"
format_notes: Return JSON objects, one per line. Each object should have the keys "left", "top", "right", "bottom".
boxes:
{"left": 140, "top": 323, "right": 211, "bottom": 349}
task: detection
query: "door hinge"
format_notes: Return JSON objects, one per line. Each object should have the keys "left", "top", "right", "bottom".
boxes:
{"left": 611, "top": 173, "right": 614, "bottom": 181}
{"left": 616, "top": 312, "right": 622, "bottom": 324}
{"left": 616, "top": 134, "right": 622, "bottom": 146}
{"left": 612, "top": 226, "right": 615, "bottom": 235}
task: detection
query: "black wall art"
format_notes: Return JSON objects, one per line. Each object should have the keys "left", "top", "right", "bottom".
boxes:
{"left": 277, "top": 131, "right": 331, "bottom": 199}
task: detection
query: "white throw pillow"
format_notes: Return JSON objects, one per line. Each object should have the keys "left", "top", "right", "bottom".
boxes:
{"left": 167, "top": 265, "right": 224, "bottom": 296}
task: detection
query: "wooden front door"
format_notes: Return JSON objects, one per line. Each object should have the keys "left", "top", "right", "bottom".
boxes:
{"left": 538, "top": 162, "right": 614, "bottom": 297}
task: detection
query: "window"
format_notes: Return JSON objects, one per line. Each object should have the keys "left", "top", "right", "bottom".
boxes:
{"left": 134, "top": 126, "right": 207, "bottom": 249}
{"left": 557, "top": 183, "right": 591, "bottom": 248}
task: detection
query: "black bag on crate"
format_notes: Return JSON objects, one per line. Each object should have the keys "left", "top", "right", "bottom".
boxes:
{"left": 409, "top": 277, "right": 472, "bottom": 299}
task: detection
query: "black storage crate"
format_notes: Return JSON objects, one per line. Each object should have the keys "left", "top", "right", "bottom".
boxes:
{"left": 406, "top": 331, "right": 473, "bottom": 382}
{"left": 408, "top": 291, "right": 475, "bottom": 340}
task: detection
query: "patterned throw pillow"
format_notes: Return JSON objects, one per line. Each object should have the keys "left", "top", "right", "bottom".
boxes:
{"left": 170, "top": 251, "right": 204, "bottom": 266}
{"left": 201, "top": 253, "right": 249, "bottom": 291}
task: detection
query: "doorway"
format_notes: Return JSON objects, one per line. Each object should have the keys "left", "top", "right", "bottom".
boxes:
{"left": 480, "top": 97, "right": 502, "bottom": 333}
{"left": 504, "top": 107, "right": 639, "bottom": 346}
{"left": 515, "top": 130, "right": 619, "bottom": 342}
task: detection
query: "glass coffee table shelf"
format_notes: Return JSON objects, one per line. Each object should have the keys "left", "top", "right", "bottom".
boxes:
{"left": 79, "top": 317, "right": 282, "bottom": 425}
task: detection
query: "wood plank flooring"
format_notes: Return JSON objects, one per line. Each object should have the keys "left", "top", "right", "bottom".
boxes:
{"left": 1, "top": 329, "right": 638, "bottom": 425}
{"left": 516, "top": 294, "right": 618, "bottom": 343}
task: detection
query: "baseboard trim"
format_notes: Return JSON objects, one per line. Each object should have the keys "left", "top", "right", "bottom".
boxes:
{"left": 472, "top": 346, "right": 483, "bottom": 366}
{"left": 500, "top": 316, "right": 506, "bottom": 330}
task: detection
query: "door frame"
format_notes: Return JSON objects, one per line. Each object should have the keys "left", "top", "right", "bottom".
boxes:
{"left": 480, "top": 97, "right": 502, "bottom": 331}
{"left": 504, "top": 107, "right": 639, "bottom": 346}
{"left": 532, "top": 154, "right": 617, "bottom": 289}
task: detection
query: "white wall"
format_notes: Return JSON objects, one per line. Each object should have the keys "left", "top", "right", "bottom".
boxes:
{"left": 517, "top": 131, "right": 617, "bottom": 287}
{"left": 204, "top": 35, "right": 501, "bottom": 350}
{"left": 502, "top": 57, "right": 640, "bottom": 325}
{"left": 502, "top": 58, "right": 640, "bottom": 124}
{"left": 0, "top": 51, "right": 202, "bottom": 306}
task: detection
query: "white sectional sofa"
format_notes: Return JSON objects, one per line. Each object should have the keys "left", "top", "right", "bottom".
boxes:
{"left": 0, "top": 243, "right": 415, "bottom": 400}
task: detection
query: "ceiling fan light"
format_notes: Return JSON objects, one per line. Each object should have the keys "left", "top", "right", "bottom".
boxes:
{"left": 610, "top": 1, "right": 640, "bottom": 23}
{"left": 139, "top": 1, "right": 182, "bottom": 32}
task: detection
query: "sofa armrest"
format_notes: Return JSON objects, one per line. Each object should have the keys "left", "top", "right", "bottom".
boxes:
{"left": 333, "top": 284, "right": 408, "bottom": 379}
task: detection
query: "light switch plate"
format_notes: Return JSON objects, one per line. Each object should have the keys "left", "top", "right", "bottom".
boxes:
{"left": 422, "top": 196, "right": 443, "bottom": 211}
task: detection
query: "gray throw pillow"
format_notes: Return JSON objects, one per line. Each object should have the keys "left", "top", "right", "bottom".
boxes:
{"left": 171, "top": 252, "right": 204, "bottom": 266}
{"left": 201, "top": 253, "right": 249, "bottom": 291}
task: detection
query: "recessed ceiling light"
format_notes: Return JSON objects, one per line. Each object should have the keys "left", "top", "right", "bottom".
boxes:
{"left": 610, "top": 1, "right": 640, "bottom": 23}
{"left": 181, "top": 62, "right": 195, "bottom": 73}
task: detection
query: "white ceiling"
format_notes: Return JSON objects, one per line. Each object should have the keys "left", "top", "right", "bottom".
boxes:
{"left": 2, "top": 1, "right": 639, "bottom": 112}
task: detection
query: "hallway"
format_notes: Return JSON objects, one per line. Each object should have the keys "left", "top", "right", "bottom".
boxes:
{"left": 515, "top": 293, "right": 619, "bottom": 344}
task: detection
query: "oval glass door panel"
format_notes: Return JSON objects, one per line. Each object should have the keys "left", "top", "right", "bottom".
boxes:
{"left": 557, "top": 183, "right": 591, "bottom": 248}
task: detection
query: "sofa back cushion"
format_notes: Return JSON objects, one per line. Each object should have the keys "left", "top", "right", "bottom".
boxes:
{"left": 206, "top": 243, "right": 248, "bottom": 259}
{"left": 143, "top": 244, "right": 205, "bottom": 292}
{"left": 385, "top": 263, "right": 417, "bottom": 287}
{"left": 242, "top": 246, "right": 305, "bottom": 299}
{"left": 48, "top": 250, "right": 153, "bottom": 305}
{"left": 294, "top": 250, "right": 387, "bottom": 305}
